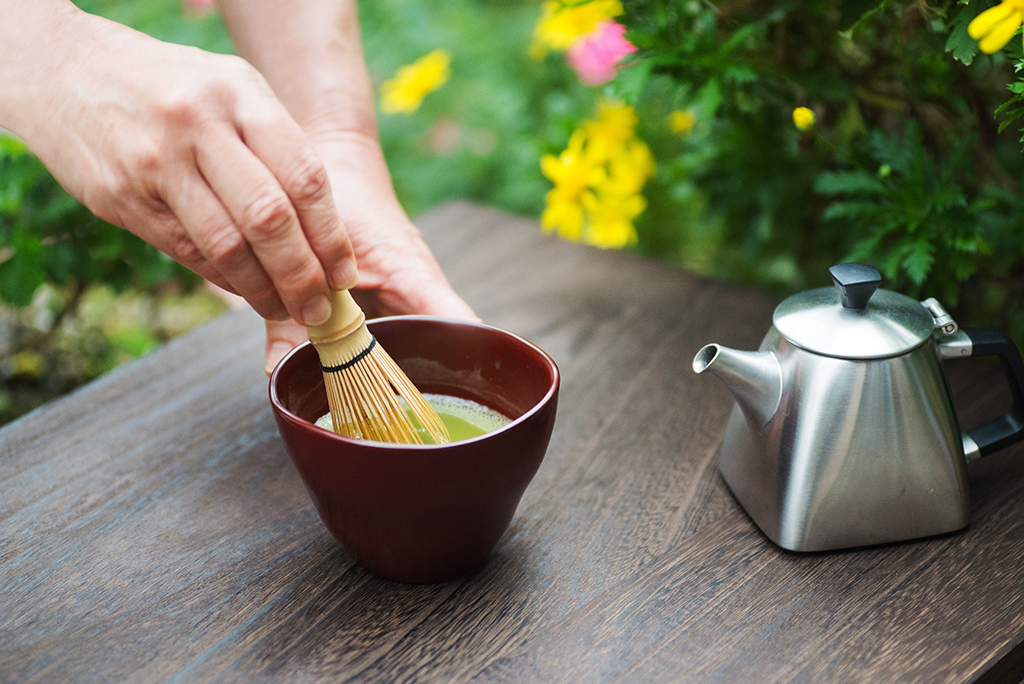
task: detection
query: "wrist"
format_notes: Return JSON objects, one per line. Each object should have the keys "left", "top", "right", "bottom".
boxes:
{"left": 217, "top": 0, "right": 379, "bottom": 140}
{"left": 309, "top": 128, "right": 403, "bottom": 212}
{"left": 283, "top": 71, "right": 380, "bottom": 142}
{"left": 0, "top": 0, "right": 85, "bottom": 139}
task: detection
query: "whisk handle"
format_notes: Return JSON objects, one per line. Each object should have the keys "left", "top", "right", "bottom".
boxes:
{"left": 306, "top": 290, "right": 365, "bottom": 345}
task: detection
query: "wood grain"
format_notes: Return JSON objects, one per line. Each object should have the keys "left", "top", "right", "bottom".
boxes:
{"left": 1, "top": 201, "right": 1023, "bottom": 683}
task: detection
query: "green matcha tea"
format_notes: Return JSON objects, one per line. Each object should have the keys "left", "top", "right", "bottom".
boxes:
{"left": 315, "top": 393, "right": 511, "bottom": 444}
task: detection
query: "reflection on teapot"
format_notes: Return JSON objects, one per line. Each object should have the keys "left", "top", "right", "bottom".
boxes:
{"left": 694, "top": 263, "right": 1024, "bottom": 552}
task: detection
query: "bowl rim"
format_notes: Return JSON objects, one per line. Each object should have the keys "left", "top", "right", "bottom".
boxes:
{"left": 269, "top": 315, "right": 560, "bottom": 450}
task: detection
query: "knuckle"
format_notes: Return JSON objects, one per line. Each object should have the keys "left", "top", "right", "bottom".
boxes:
{"left": 283, "top": 150, "right": 330, "bottom": 202}
{"left": 276, "top": 259, "right": 323, "bottom": 293}
{"left": 159, "top": 90, "right": 205, "bottom": 128}
{"left": 208, "top": 57, "right": 271, "bottom": 107}
{"left": 155, "top": 77, "right": 218, "bottom": 131}
{"left": 127, "top": 140, "right": 163, "bottom": 177}
{"left": 241, "top": 187, "right": 295, "bottom": 239}
{"left": 83, "top": 170, "right": 134, "bottom": 222}
{"left": 96, "top": 178, "right": 130, "bottom": 212}
{"left": 170, "top": 234, "right": 206, "bottom": 269}
{"left": 202, "top": 225, "right": 249, "bottom": 266}
{"left": 219, "top": 53, "right": 258, "bottom": 79}
{"left": 195, "top": 78, "right": 236, "bottom": 110}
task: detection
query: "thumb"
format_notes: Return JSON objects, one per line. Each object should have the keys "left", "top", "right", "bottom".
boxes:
{"left": 416, "top": 283, "right": 480, "bottom": 322}
{"left": 264, "top": 318, "right": 309, "bottom": 375}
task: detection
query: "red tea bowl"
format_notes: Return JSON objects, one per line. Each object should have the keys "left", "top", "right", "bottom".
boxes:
{"left": 269, "top": 316, "right": 559, "bottom": 583}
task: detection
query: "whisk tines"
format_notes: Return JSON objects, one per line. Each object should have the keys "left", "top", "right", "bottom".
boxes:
{"left": 307, "top": 290, "right": 450, "bottom": 444}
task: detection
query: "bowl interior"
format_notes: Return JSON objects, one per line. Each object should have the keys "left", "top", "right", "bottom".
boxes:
{"left": 273, "top": 316, "right": 558, "bottom": 437}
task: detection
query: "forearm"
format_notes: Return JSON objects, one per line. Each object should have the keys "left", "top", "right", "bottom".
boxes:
{"left": 0, "top": 0, "right": 85, "bottom": 142}
{"left": 216, "top": 0, "right": 378, "bottom": 140}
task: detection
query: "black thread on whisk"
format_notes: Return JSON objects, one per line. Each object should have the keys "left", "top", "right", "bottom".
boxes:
{"left": 321, "top": 336, "right": 377, "bottom": 373}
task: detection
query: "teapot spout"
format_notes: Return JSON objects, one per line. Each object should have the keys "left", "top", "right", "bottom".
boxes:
{"left": 693, "top": 344, "right": 782, "bottom": 430}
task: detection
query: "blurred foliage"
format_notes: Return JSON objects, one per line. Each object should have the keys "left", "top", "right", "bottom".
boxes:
{"left": 611, "top": 0, "right": 1024, "bottom": 343}
{"left": 0, "top": 284, "right": 228, "bottom": 424}
{"left": 0, "top": 0, "right": 230, "bottom": 425}
{"left": 0, "top": 135, "right": 201, "bottom": 307}
{"left": 2, "top": 0, "right": 1024, "bottom": 425}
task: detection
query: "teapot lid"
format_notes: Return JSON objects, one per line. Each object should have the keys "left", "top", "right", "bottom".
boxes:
{"left": 772, "top": 263, "right": 935, "bottom": 359}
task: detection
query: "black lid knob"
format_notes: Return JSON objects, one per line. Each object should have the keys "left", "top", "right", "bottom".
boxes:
{"left": 829, "top": 263, "right": 881, "bottom": 309}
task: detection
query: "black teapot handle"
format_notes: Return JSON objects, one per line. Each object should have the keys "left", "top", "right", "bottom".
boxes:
{"left": 960, "top": 328, "right": 1024, "bottom": 459}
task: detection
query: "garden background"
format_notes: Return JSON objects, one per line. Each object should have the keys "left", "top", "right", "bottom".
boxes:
{"left": 1, "top": 0, "right": 1023, "bottom": 426}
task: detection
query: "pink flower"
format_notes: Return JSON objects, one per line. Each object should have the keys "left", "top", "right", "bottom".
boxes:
{"left": 566, "top": 21, "right": 637, "bottom": 86}
{"left": 183, "top": 0, "right": 215, "bottom": 17}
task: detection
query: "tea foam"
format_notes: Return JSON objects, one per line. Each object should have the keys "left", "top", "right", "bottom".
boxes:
{"left": 315, "top": 393, "right": 510, "bottom": 442}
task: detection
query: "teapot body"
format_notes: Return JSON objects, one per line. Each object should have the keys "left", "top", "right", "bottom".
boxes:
{"left": 719, "top": 327, "right": 970, "bottom": 552}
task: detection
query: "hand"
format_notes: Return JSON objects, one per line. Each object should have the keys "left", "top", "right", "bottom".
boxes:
{"left": 263, "top": 130, "right": 478, "bottom": 374}
{"left": 9, "top": 10, "right": 357, "bottom": 327}
{"left": 204, "top": 0, "right": 476, "bottom": 373}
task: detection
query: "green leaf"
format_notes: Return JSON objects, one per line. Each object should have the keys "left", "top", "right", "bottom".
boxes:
{"left": 814, "top": 170, "right": 887, "bottom": 196}
{"left": 694, "top": 78, "right": 723, "bottom": 118}
{"left": 953, "top": 233, "right": 990, "bottom": 254}
{"left": 718, "top": 24, "right": 757, "bottom": 57}
{"left": 841, "top": 0, "right": 899, "bottom": 37}
{"left": 608, "top": 60, "right": 651, "bottom": 105}
{"left": 839, "top": 0, "right": 886, "bottom": 31}
{"left": 0, "top": 134, "right": 29, "bottom": 157}
{"left": 944, "top": 5, "right": 981, "bottom": 65}
{"left": 994, "top": 97, "right": 1024, "bottom": 117}
{"left": 902, "top": 240, "right": 936, "bottom": 284}
{"left": 109, "top": 326, "right": 160, "bottom": 358}
{"left": 822, "top": 200, "right": 883, "bottom": 222}
{"left": 0, "top": 231, "right": 45, "bottom": 306}
{"left": 724, "top": 65, "right": 757, "bottom": 84}
{"left": 930, "top": 184, "right": 967, "bottom": 212}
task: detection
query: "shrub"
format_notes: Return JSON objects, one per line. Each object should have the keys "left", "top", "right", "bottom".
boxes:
{"left": 607, "top": 0, "right": 1024, "bottom": 340}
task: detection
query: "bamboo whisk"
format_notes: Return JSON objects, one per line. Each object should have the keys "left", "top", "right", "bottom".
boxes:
{"left": 306, "top": 290, "right": 450, "bottom": 444}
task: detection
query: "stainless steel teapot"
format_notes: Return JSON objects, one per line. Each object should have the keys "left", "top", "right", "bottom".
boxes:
{"left": 693, "top": 263, "right": 1024, "bottom": 552}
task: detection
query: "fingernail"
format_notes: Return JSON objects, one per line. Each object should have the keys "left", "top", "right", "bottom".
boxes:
{"left": 265, "top": 341, "right": 295, "bottom": 376}
{"left": 330, "top": 258, "right": 359, "bottom": 290}
{"left": 301, "top": 294, "right": 331, "bottom": 326}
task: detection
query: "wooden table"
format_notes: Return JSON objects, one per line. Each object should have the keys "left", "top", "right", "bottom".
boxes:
{"left": 3, "top": 202, "right": 1024, "bottom": 683}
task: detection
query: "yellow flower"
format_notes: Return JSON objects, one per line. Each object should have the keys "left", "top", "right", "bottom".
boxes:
{"left": 540, "top": 130, "right": 605, "bottom": 239}
{"left": 380, "top": 49, "right": 451, "bottom": 115}
{"left": 582, "top": 192, "right": 644, "bottom": 248}
{"left": 668, "top": 109, "right": 697, "bottom": 136}
{"left": 530, "top": 0, "right": 624, "bottom": 57}
{"left": 540, "top": 102, "right": 654, "bottom": 248}
{"left": 541, "top": 189, "right": 588, "bottom": 241}
{"left": 541, "top": 131, "right": 605, "bottom": 198}
{"left": 792, "top": 107, "right": 816, "bottom": 131}
{"left": 583, "top": 99, "right": 638, "bottom": 162}
{"left": 601, "top": 139, "right": 655, "bottom": 197}
{"left": 969, "top": 0, "right": 1024, "bottom": 54}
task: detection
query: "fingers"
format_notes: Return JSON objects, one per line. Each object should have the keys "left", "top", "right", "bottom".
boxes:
{"left": 191, "top": 77, "right": 358, "bottom": 326}
{"left": 121, "top": 198, "right": 241, "bottom": 298}
{"left": 162, "top": 165, "right": 289, "bottom": 321}
{"left": 158, "top": 59, "right": 355, "bottom": 326}
{"left": 264, "top": 318, "right": 308, "bottom": 376}
{"left": 195, "top": 126, "right": 333, "bottom": 326}
{"left": 350, "top": 267, "right": 479, "bottom": 322}
{"left": 238, "top": 107, "right": 359, "bottom": 292}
